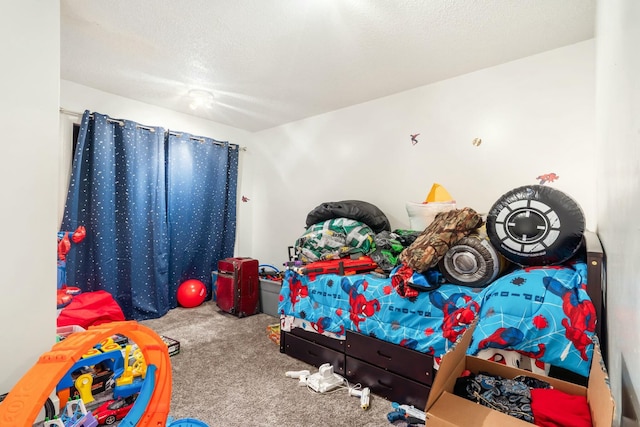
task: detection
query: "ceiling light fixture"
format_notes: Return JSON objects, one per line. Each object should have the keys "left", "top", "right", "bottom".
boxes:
{"left": 188, "top": 89, "right": 215, "bottom": 110}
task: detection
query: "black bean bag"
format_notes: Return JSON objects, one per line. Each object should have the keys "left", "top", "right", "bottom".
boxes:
{"left": 305, "top": 200, "right": 391, "bottom": 233}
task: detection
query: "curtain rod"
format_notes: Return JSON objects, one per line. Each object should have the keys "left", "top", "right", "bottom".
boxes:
{"left": 59, "top": 107, "right": 246, "bottom": 151}
{"left": 60, "top": 107, "right": 127, "bottom": 127}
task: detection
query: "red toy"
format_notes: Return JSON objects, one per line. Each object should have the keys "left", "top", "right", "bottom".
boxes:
{"left": 297, "top": 256, "right": 378, "bottom": 281}
{"left": 57, "top": 225, "right": 87, "bottom": 308}
{"left": 92, "top": 394, "right": 137, "bottom": 425}
{"left": 177, "top": 279, "right": 207, "bottom": 308}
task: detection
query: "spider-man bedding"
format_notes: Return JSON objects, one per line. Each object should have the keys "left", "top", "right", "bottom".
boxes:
{"left": 278, "top": 269, "right": 484, "bottom": 365}
{"left": 278, "top": 257, "right": 595, "bottom": 377}
{"left": 468, "top": 257, "right": 595, "bottom": 377}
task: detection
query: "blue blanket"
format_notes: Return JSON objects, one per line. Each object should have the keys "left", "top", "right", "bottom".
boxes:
{"left": 278, "top": 258, "right": 595, "bottom": 376}
{"left": 278, "top": 269, "right": 483, "bottom": 363}
{"left": 468, "top": 259, "right": 595, "bottom": 377}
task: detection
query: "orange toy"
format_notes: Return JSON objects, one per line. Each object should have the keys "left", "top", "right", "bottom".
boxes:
{"left": 0, "top": 321, "right": 172, "bottom": 427}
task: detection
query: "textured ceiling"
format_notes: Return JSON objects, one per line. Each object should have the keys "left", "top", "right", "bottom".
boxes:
{"left": 61, "top": 1, "right": 595, "bottom": 132}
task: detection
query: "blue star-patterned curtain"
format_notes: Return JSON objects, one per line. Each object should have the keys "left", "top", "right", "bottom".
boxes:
{"left": 61, "top": 111, "right": 238, "bottom": 320}
{"left": 166, "top": 131, "right": 238, "bottom": 305}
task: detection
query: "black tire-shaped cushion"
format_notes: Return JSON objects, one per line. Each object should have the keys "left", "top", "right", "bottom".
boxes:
{"left": 305, "top": 200, "right": 391, "bottom": 233}
{"left": 486, "top": 185, "right": 585, "bottom": 266}
{"left": 438, "top": 236, "right": 506, "bottom": 288}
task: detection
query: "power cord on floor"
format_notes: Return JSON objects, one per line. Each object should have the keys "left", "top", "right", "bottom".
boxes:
{"left": 305, "top": 376, "right": 371, "bottom": 410}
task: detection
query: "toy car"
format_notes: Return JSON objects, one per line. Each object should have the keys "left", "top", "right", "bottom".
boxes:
{"left": 92, "top": 394, "right": 137, "bottom": 425}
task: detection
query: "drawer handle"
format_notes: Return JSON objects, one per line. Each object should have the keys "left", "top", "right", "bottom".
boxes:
{"left": 376, "top": 350, "right": 392, "bottom": 360}
{"left": 307, "top": 350, "right": 319, "bottom": 357}
{"left": 377, "top": 379, "right": 393, "bottom": 390}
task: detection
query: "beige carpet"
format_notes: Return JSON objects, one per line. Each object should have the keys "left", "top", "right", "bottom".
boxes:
{"left": 140, "top": 301, "right": 395, "bottom": 427}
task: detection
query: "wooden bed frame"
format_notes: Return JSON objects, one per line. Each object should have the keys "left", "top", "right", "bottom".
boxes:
{"left": 280, "top": 230, "right": 606, "bottom": 408}
{"left": 585, "top": 230, "right": 607, "bottom": 364}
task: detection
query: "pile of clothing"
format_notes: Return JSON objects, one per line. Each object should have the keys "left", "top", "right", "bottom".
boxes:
{"left": 294, "top": 200, "right": 420, "bottom": 271}
{"left": 454, "top": 370, "right": 592, "bottom": 426}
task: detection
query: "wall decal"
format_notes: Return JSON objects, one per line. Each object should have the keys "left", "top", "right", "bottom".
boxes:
{"left": 536, "top": 173, "right": 559, "bottom": 185}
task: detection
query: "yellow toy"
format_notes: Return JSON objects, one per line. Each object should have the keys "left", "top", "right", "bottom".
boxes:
{"left": 116, "top": 344, "right": 147, "bottom": 387}
{"left": 424, "top": 183, "right": 454, "bottom": 203}
{"left": 73, "top": 373, "right": 95, "bottom": 404}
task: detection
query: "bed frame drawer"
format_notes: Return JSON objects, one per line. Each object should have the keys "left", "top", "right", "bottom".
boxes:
{"left": 346, "top": 356, "right": 430, "bottom": 409}
{"left": 289, "top": 326, "right": 345, "bottom": 353}
{"left": 282, "top": 332, "right": 345, "bottom": 375}
{"left": 346, "top": 331, "right": 434, "bottom": 386}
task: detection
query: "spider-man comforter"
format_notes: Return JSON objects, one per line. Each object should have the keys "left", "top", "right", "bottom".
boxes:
{"left": 278, "top": 269, "right": 484, "bottom": 364}
{"left": 468, "top": 258, "right": 595, "bottom": 377}
{"left": 279, "top": 257, "right": 596, "bottom": 377}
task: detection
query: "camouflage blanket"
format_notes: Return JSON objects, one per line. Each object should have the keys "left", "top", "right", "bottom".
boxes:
{"left": 399, "top": 207, "right": 483, "bottom": 273}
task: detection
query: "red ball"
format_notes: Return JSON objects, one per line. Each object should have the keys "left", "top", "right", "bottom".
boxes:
{"left": 177, "top": 279, "right": 207, "bottom": 308}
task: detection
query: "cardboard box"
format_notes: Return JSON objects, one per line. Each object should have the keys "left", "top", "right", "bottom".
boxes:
{"left": 259, "top": 278, "right": 281, "bottom": 317}
{"left": 160, "top": 335, "right": 180, "bottom": 357}
{"left": 425, "top": 323, "right": 615, "bottom": 427}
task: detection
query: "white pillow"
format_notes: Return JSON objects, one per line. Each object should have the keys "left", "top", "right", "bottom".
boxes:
{"left": 405, "top": 201, "right": 456, "bottom": 231}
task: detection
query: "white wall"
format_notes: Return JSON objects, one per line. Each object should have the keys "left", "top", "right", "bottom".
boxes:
{"left": 596, "top": 1, "right": 640, "bottom": 425}
{"left": 59, "top": 80, "right": 255, "bottom": 256}
{"left": 0, "top": 1, "right": 59, "bottom": 394}
{"left": 249, "top": 41, "right": 596, "bottom": 267}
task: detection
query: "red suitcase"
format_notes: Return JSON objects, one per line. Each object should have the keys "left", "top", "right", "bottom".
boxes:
{"left": 216, "top": 257, "right": 260, "bottom": 317}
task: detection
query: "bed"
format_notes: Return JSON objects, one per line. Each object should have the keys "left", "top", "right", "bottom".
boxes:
{"left": 278, "top": 230, "right": 606, "bottom": 409}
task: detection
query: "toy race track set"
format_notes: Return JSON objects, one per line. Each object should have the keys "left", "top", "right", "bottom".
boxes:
{"left": 0, "top": 321, "right": 207, "bottom": 427}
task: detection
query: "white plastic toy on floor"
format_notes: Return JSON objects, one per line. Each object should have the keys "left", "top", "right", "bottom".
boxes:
{"left": 285, "top": 365, "right": 372, "bottom": 410}
{"left": 348, "top": 386, "right": 370, "bottom": 410}
{"left": 285, "top": 364, "right": 345, "bottom": 393}
{"left": 390, "top": 402, "right": 426, "bottom": 422}
{"left": 285, "top": 369, "right": 311, "bottom": 386}
{"left": 304, "top": 364, "right": 345, "bottom": 393}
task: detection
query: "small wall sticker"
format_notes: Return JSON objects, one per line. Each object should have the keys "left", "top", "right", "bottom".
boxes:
{"left": 536, "top": 173, "right": 559, "bottom": 185}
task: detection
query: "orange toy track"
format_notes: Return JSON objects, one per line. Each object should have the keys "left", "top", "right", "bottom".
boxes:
{"left": 0, "top": 321, "right": 172, "bottom": 426}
